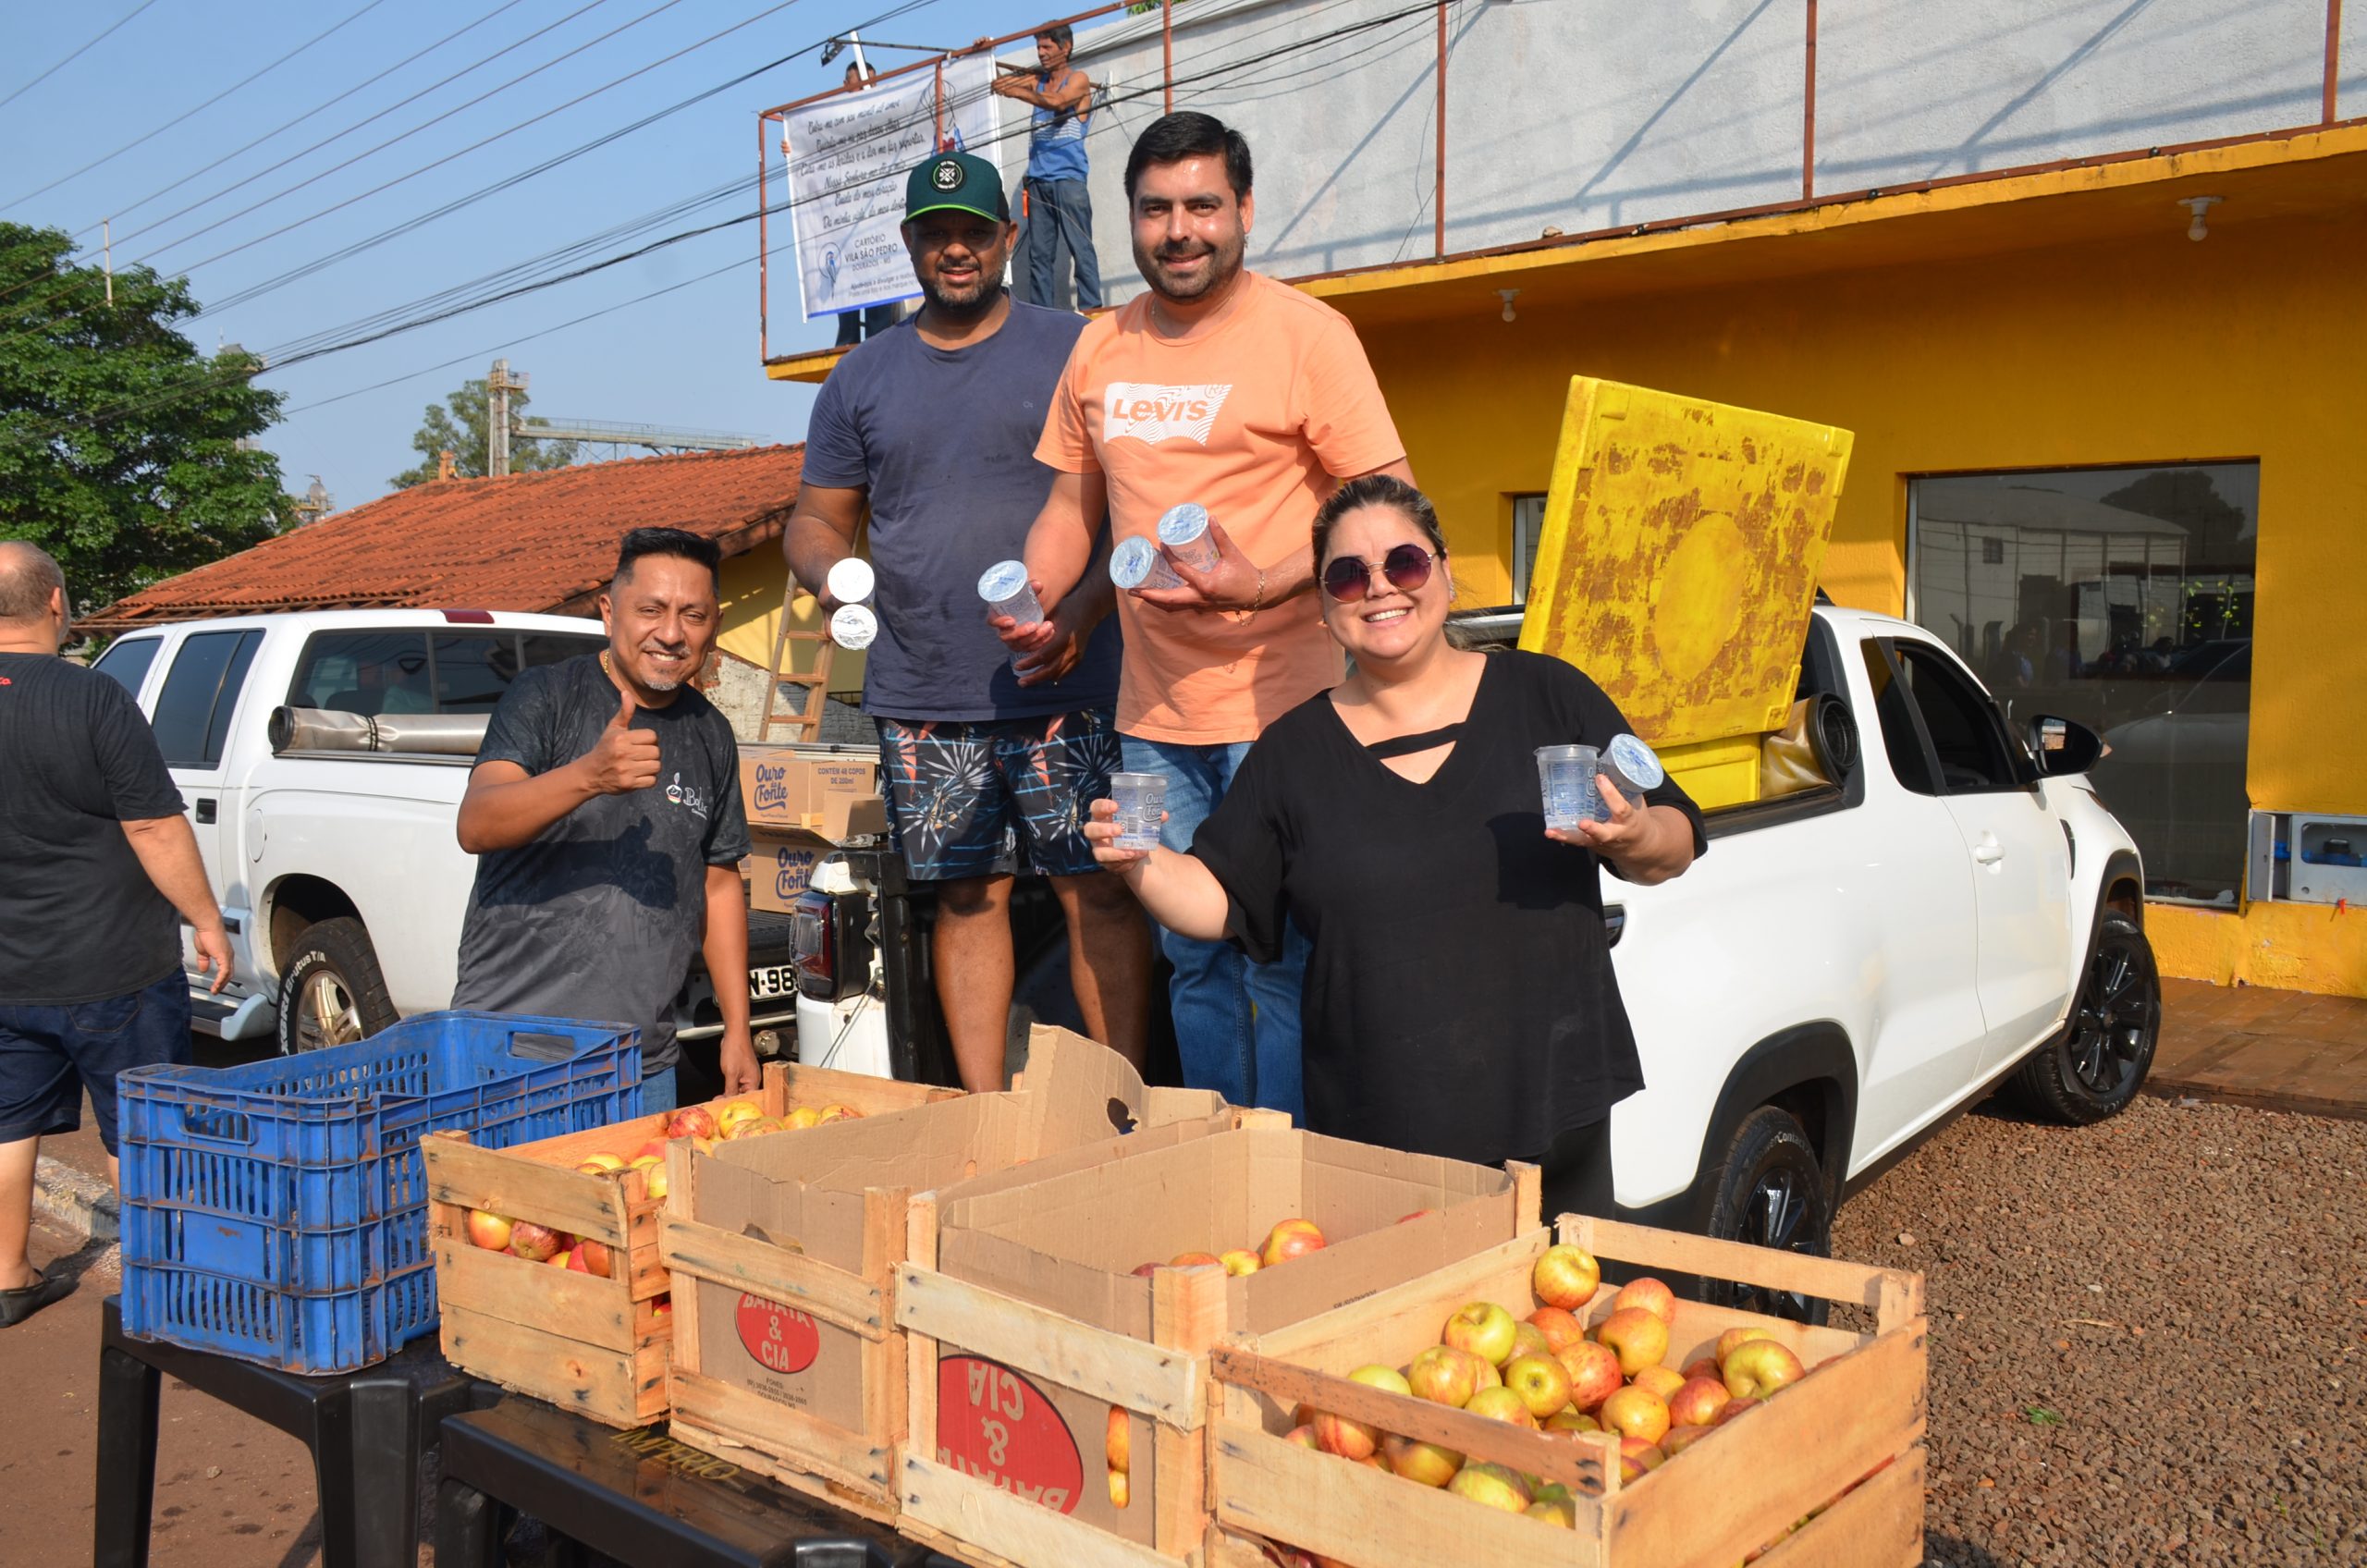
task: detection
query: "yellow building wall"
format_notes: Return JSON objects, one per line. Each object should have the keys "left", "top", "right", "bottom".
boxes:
{"left": 714, "top": 545, "right": 865, "bottom": 694}
{"left": 1344, "top": 206, "right": 2367, "bottom": 993}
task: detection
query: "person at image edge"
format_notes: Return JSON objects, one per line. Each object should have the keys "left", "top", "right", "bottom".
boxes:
{"left": 1003, "top": 112, "right": 1416, "bottom": 1121}
{"left": 1087, "top": 478, "right": 1705, "bottom": 1220}
{"left": 0, "top": 543, "right": 232, "bottom": 1327}
{"left": 451, "top": 528, "right": 758, "bottom": 1109}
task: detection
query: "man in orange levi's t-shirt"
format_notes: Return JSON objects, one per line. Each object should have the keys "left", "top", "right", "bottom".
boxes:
{"left": 999, "top": 112, "right": 1412, "bottom": 1121}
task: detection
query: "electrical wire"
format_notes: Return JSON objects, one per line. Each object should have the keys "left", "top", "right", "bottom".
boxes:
{"left": 5, "top": 0, "right": 394, "bottom": 211}
{"left": 0, "top": 0, "right": 166, "bottom": 115}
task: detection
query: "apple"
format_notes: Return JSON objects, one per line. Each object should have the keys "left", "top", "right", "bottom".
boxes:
{"left": 1632, "top": 1366, "right": 1686, "bottom": 1403}
{"left": 1441, "top": 1301, "right": 1519, "bottom": 1367}
{"left": 1108, "top": 1468, "right": 1128, "bottom": 1509}
{"left": 628, "top": 1156, "right": 669, "bottom": 1202}
{"left": 650, "top": 1293, "right": 670, "bottom": 1316}
{"left": 1502, "top": 1354, "right": 1574, "bottom": 1420}
{"left": 1526, "top": 1306, "right": 1586, "bottom": 1354}
{"left": 715, "top": 1096, "right": 762, "bottom": 1123}
{"left": 547, "top": 1249, "right": 571, "bottom": 1269}
{"left": 1107, "top": 1406, "right": 1130, "bottom": 1475}
{"left": 1713, "top": 1396, "right": 1760, "bottom": 1426}
{"left": 1463, "top": 1386, "right": 1537, "bottom": 1428}
{"left": 1259, "top": 1219, "right": 1327, "bottom": 1268}
{"left": 1682, "top": 1356, "right": 1723, "bottom": 1383}
{"left": 569, "top": 1239, "right": 614, "bottom": 1279}
{"left": 1380, "top": 1433, "right": 1462, "bottom": 1488}
{"left": 1660, "top": 1424, "right": 1715, "bottom": 1457}
{"left": 1446, "top": 1461, "right": 1530, "bottom": 1513}
{"left": 1598, "top": 1385, "right": 1671, "bottom": 1444}
{"left": 1716, "top": 1325, "right": 1779, "bottom": 1366}
{"left": 1170, "top": 1252, "right": 1224, "bottom": 1268}
{"left": 1525, "top": 1497, "right": 1576, "bottom": 1527}
{"left": 664, "top": 1106, "right": 717, "bottom": 1141}
{"left": 1554, "top": 1339, "right": 1625, "bottom": 1412}
{"left": 1283, "top": 1424, "right": 1322, "bottom": 1450}
{"left": 1220, "top": 1249, "right": 1261, "bottom": 1277}
{"left": 1723, "top": 1340, "right": 1806, "bottom": 1401}
{"left": 633, "top": 1139, "right": 670, "bottom": 1163}
{"left": 1542, "top": 1409, "right": 1600, "bottom": 1435}
{"left": 1407, "top": 1344, "right": 1489, "bottom": 1409}
{"left": 575, "top": 1153, "right": 626, "bottom": 1175}
{"left": 1508, "top": 1322, "right": 1553, "bottom": 1365}
{"left": 1531, "top": 1243, "right": 1602, "bottom": 1311}
{"left": 1354, "top": 1452, "right": 1391, "bottom": 1473}
{"left": 1312, "top": 1366, "right": 1408, "bottom": 1460}
{"left": 508, "top": 1221, "right": 563, "bottom": 1262}
{"left": 1132, "top": 1262, "right": 1162, "bottom": 1278}
{"left": 1618, "top": 1436, "right": 1666, "bottom": 1480}
{"left": 1595, "top": 1306, "right": 1669, "bottom": 1376}
{"left": 465, "top": 1209, "right": 514, "bottom": 1251}
{"left": 741, "top": 1116, "right": 785, "bottom": 1137}
{"left": 784, "top": 1107, "right": 822, "bottom": 1131}
{"left": 1612, "top": 1276, "right": 1676, "bottom": 1326}
{"left": 817, "top": 1104, "right": 862, "bottom": 1123}
{"left": 1666, "top": 1375, "right": 1732, "bottom": 1428}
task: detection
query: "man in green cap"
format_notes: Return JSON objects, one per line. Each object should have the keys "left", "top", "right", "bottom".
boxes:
{"left": 780, "top": 152, "right": 1147, "bottom": 1090}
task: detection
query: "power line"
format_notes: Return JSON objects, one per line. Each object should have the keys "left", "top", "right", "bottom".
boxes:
{"left": 0, "top": 0, "right": 166, "bottom": 115}
{"left": 5, "top": 0, "right": 393, "bottom": 211}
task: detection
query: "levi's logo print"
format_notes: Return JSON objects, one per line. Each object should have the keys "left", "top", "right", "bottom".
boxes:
{"left": 1103, "top": 381, "right": 1232, "bottom": 445}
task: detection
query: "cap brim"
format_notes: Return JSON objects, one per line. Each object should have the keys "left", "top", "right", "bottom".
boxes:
{"left": 904, "top": 200, "right": 1005, "bottom": 224}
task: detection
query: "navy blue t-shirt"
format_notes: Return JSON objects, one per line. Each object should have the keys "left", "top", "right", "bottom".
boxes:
{"left": 803, "top": 301, "right": 1121, "bottom": 721}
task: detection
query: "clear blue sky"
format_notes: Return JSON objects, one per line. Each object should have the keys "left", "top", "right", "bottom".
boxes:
{"left": 3, "top": 0, "right": 1067, "bottom": 507}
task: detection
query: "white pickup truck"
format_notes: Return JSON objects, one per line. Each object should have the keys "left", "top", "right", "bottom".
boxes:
{"left": 87, "top": 608, "right": 805, "bottom": 1062}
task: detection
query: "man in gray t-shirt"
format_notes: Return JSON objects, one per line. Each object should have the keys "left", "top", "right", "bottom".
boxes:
{"left": 450, "top": 529, "right": 755, "bottom": 1109}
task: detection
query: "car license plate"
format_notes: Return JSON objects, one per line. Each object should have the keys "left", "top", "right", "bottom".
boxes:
{"left": 749, "top": 963, "right": 799, "bottom": 1000}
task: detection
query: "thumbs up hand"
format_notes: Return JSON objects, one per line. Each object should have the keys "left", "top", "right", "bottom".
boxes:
{"left": 582, "top": 688, "right": 663, "bottom": 794}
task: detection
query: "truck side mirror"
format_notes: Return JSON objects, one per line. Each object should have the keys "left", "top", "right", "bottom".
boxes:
{"left": 2028, "top": 715, "right": 2103, "bottom": 777}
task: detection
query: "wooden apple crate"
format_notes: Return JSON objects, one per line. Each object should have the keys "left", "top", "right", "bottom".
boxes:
{"left": 890, "top": 1148, "right": 1542, "bottom": 1568}
{"left": 424, "top": 1061, "right": 953, "bottom": 1428}
{"left": 1205, "top": 1214, "right": 1929, "bottom": 1568}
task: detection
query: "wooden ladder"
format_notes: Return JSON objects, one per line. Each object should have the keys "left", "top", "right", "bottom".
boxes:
{"left": 754, "top": 582, "right": 836, "bottom": 743}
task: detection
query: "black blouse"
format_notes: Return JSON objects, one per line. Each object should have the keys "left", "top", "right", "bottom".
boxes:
{"left": 1190, "top": 650, "right": 1707, "bottom": 1166}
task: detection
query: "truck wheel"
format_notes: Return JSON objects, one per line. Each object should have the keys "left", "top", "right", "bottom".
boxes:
{"left": 1699, "top": 1106, "right": 1832, "bottom": 1324}
{"left": 276, "top": 918, "right": 399, "bottom": 1054}
{"left": 2012, "top": 911, "right": 2159, "bottom": 1125}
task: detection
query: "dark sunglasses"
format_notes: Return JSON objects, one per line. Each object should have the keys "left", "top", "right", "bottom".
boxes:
{"left": 1321, "top": 543, "right": 1441, "bottom": 603}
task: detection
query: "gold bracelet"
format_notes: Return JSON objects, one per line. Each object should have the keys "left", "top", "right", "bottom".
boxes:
{"left": 1246, "top": 568, "right": 1269, "bottom": 614}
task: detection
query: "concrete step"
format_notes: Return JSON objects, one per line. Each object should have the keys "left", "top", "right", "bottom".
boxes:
{"left": 32, "top": 1156, "right": 117, "bottom": 1243}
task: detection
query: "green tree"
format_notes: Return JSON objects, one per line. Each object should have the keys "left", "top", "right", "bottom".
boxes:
{"left": 0, "top": 223, "right": 291, "bottom": 611}
{"left": 389, "top": 377, "right": 580, "bottom": 487}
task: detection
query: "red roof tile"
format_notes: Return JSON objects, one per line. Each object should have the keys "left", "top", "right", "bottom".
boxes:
{"left": 83, "top": 445, "right": 806, "bottom": 629}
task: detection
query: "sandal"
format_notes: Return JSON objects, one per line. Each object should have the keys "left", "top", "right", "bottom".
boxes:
{"left": 0, "top": 1268, "right": 76, "bottom": 1326}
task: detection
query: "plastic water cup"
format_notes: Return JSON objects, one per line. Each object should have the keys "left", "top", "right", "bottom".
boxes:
{"left": 826, "top": 557, "right": 875, "bottom": 605}
{"left": 977, "top": 560, "right": 1042, "bottom": 626}
{"left": 1537, "top": 744, "right": 1605, "bottom": 829}
{"left": 1602, "top": 732, "right": 1665, "bottom": 798}
{"left": 828, "top": 604, "right": 877, "bottom": 651}
{"left": 1156, "top": 503, "right": 1220, "bottom": 574}
{"left": 1110, "top": 535, "right": 1184, "bottom": 592}
{"left": 1109, "top": 772, "right": 1167, "bottom": 851}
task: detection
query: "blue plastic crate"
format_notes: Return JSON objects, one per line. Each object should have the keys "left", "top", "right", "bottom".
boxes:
{"left": 117, "top": 1011, "right": 640, "bottom": 1373}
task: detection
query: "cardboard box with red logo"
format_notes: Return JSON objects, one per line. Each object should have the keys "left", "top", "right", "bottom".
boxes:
{"left": 737, "top": 747, "right": 887, "bottom": 913}
{"left": 889, "top": 1113, "right": 1536, "bottom": 1567}
{"left": 656, "top": 1029, "right": 1248, "bottom": 1524}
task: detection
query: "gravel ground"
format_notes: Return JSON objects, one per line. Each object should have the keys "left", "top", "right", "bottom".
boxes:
{"left": 1829, "top": 1094, "right": 2367, "bottom": 1566}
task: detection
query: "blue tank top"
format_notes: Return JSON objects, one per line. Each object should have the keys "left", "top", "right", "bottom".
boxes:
{"left": 1027, "top": 70, "right": 1090, "bottom": 183}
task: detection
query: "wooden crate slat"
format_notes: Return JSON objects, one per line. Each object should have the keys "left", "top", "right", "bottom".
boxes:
{"left": 896, "top": 1265, "right": 1205, "bottom": 1428}
{"left": 427, "top": 1132, "right": 634, "bottom": 1248}
{"left": 441, "top": 1303, "right": 654, "bottom": 1422}
{"left": 669, "top": 1366, "right": 897, "bottom": 1493}
{"left": 1561, "top": 1213, "right": 1921, "bottom": 1324}
{"left": 661, "top": 1215, "right": 890, "bottom": 1337}
{"left": 1244, "top": 1230, "right": 1552, "bottom": 1366}
{"left": 901, "top": 1454, "right": 1182, "bottom": 1568}
{"left": 432, "top": 1236, "right": 644, "bottom": 1350}
{"left": 1753, "top": 1444, "right": 1928, "bottom": 1568}
{"left": 1603, "top": 1319, "right": 1928, "bottom": 1566}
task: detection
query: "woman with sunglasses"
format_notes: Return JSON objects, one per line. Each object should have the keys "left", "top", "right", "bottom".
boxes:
{"left": 1087, "top": 474, "right": 1704, "bottom": 1219}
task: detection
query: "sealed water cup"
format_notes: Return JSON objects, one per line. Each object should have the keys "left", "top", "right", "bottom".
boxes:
{"left": 977, "top": 560, "right": 1042, "bottom": 626}
{"left": 1109, "top": 772, "right": 1167, "bottom": 851}
{"left": 1110, "top": 535, "right": 1184, "bottom": 592}
{"left": 829, "top": 604, "right": 877, "bottom": 651}
{"left": 1602, "top": 732, "right": 1664, "bottom": 798}
{"left": 1156, "top": 502, "right": 1220, "bottom": 574}
{"left": 1536, "top": 743, "right": 1605, "bottom": 829}
{"left": 826, "top": 557, "right": 875, "bottom": 606}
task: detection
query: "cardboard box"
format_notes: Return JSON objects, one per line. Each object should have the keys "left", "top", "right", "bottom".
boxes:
{"left": 890, "top": 1122, "right": 1535, "bottom": 1568}
{"left": 745, "top": 825, "right": 830, "bottom": 913}
{"left": 741, "top": 747, "right": 883, "bottom": 837}
{"left": 657, "top": 1028, "right": 1245, "bottom": 1523}
{"left": 1203, "top": 1216, "right": 1928, "bottom": 1568}
{"left": 423, "top": 1062, "right": 958, "bottom": 1428}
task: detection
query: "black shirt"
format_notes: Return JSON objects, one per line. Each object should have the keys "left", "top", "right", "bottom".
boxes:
{"left": 1191, "top": 650, "right": 1707, "bottom": 1166}
{"left": 450, "top": 655, "right": 752, "bottom": 1069}
{"left": 0, "top": 653, "right": 187, "bottom": 1005}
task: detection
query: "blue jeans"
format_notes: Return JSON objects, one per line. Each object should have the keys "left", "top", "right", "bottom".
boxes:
{"left": 1025, "top": 178, "right": 1101, "bottom": 311}
{"left": 0, "top": 970, "right": 191, "bottom": 1156}
{"left": 642, "top": 1065, "right": 677, "bottom": 1114}
{"left": 1122, "top": 737, "right": 1306, "bottom": 1121}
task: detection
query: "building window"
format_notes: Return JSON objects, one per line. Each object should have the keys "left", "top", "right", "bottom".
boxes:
{"left": 1511, "top": 495, "right": 1547, "bottom": 604}
{"left": 1907, "top": 462, "right": 2259, "bottom": 905}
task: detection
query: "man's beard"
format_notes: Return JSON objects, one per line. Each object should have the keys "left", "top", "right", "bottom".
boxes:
{"left": 1135, "top": 225, "right": 1245, "bottom": 304}
{"left": 920, "top": 268, "right": 1000, "bottom": 317}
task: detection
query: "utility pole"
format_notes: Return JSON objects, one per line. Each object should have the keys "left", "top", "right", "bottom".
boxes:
{"left": 486, "top": 359, "right": 529, "bottom": 477}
